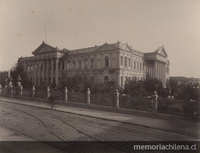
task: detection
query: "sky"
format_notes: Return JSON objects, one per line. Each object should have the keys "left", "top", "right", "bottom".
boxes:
{"left": 0, "top": 0, "right": 200, "bottom": 78}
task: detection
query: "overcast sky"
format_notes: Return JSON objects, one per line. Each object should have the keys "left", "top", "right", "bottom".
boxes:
{"left": 0, "top": 0, "right": 200, "bottom": 78}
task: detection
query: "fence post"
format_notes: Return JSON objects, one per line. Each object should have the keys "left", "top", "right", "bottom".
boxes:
{"left": 114, "top": 89, "right": 119, "bottom": 108}
{"left": 47, "top": 86, "right": 50, "bottom": 99}
{"left": 86, "top": 88, "right": 91, "bottom": 105}
{"left": 19, "top": 85, "right": 23, "bottom": 96}
{"left": 64, "top": 87, "right": 68, "bottom": 102}
{"left": 32, "top": 86, "right": 35, "bottom": 97}
{"left": 152, "top": 91, "right": 158, "bottom": 113}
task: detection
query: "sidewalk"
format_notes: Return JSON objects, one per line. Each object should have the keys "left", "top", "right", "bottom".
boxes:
{"left": 0, "top": 96, "right": 199, "bottom": 140}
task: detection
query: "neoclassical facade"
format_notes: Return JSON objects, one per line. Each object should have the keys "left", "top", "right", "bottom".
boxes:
{"left": 20, "top": 41, "right": 170, "bottom": 87}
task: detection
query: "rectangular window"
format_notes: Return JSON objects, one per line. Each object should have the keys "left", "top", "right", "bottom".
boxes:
{"left": 134, "top": 62, "right": 136, "bottom": 69}
{"left": 121, "top": 56, "right": 123, "bottom": 65}
{"left": 129, "top": 58, "right": 130, "bottom": 67}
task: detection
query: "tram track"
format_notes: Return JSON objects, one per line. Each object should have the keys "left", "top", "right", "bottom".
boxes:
{"left": 3, "top": 104, "right": 127, "bottom": 153}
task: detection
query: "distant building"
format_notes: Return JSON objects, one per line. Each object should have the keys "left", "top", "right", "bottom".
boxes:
{"left": 170, "top": 76, "right": 200, "bottom": 86}
{"left": 19, "top": 41, "right": 170, "bottom": 87}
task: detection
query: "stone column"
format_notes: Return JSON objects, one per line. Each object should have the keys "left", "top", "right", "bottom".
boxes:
{"left": 157, "top": 61, "right": 159, "bottom": 79}
{"left": 55, "top": 58, "right": 59, "bottom": 86}
{"left": 154, "top": 60, "right": 157, "bottom": 78}
{"left": 101, "top": 54, "right": 103, "bottom": 68}
{"left": 86, "top": 88, "right": 91, "bottom": 105}
{"left": 46, "top": 59, "right": 49, "bottom": 84}
{"left": 47, "top": 86, "right": 50, "bottom": 99}
{"left": 163, "top": 62, "right": 166, "bottom": 87}
{"left": 38, "top": 61, "right": 41, "bottom": 85}
{"left": 51, "top": 59, "right": 54, "bottom": 84}
{"left": 64, "top": 87, "right": 68, "bottom": 102}
{"left": 157, "top": 61, "right": 160, "bottom": 80}
{"left": 33, "top": 62, "right": 37, "bottom": 85}
{"left": 42, "top": 60, "right": 45, "bottom": 82}
{"left": 114, "top": 89, "right": 119, "bottom": 108}
{"left": 32, "top": 85, "right": 35, "bottom": 97}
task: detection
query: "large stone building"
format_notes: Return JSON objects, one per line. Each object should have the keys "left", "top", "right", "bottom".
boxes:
{"left": 20, "top": 41, "right": 170, "bottom": 87}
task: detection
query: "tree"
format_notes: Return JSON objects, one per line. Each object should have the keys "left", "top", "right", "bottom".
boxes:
{"left": 90, "top": 81, "right": 122, "bottom": 94}
{"left": 125, "top": 80, "right": 146, "bottom": 96}
{"left": 143, "top": 76, "right": 163, "bottom": 93}
{"left": 59, "top": 73, "right": 90, "bottom": 92}
{"left": 10, "top": 58, "right": 32, "bottom": 88}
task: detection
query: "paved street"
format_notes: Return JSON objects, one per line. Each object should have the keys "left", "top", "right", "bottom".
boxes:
{"left": 0, "top": 98, "right": 199, "bottom": 152}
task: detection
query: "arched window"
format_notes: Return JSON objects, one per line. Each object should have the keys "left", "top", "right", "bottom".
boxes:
{"left": 85, "top": 60, "right": 88, "bottom": 69}
{"left": 104, "top": 76, "right": 109, "bottom": 83}
{"left": 78, "top": 60, "right": 81, "bottom": 69}
{"left": 72, "top": 61, "right": 76, "bottom": 69}
{"left": 91, "top": 59, "right": 94, "bottom": 68}
{"left": 124, "top": 57, "right": 127, "bottom": 67}
{"left": 105, "top": 56, "right": 109, "bottom": 67}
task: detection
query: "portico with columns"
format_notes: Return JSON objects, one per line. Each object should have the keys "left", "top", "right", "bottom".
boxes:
{"left": 144, "top": 45, "right": 169, "bottom": 87}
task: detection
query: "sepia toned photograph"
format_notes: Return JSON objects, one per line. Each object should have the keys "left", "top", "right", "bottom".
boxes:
{"left": 0, "top": 0, "right": 199, "bottom": 152}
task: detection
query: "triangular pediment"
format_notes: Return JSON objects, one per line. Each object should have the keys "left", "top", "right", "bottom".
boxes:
{"left": 95, "top": 43, "right": 117, "bottom": 52}
{"left": 155, "top": 45, "right": 168, "bottom": 57}
{"left": 32, "top": 42, "right": 56, "bottom": 55}
{"left": 119, "top": 43, "right": 132, "bottom": 52}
